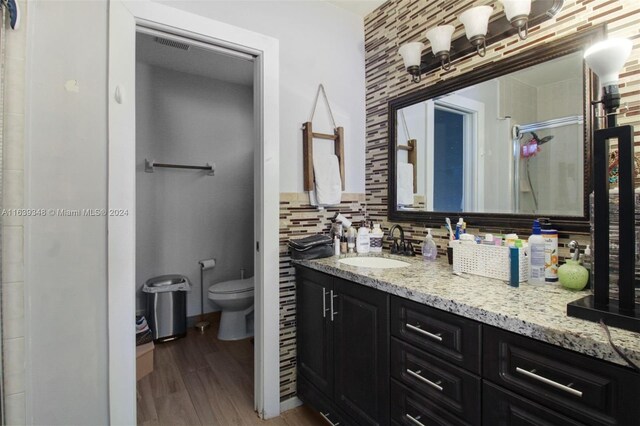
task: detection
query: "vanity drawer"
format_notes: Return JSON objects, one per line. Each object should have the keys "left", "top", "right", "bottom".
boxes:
{"left": 390, "top": 380, "right": 474, "bottom": 426}
{"left": 483, "top": 326, "right": 640, "bottom": 425}
{"left": 483, "top": 381, "right": 586, "bottom": 426}
{"left": 390, "top": 338, "right": 480, "bottom": 425}
{"left": 391, "top": 296, "right": 482, "bottom": 373}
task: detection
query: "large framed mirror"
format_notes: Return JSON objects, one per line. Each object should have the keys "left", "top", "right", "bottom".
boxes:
{"left": 388, "top": 26, "right": 606, "bottom": 232}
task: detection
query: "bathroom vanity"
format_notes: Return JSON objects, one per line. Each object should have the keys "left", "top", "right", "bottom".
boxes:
{"left": 294, "top": 255, "right": 640, "bottom": 426}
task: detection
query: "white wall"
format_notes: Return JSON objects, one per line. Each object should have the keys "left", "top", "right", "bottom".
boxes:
{"left": 25, "top": 1, "right": 109, "bottom": 424}
{"left": 155, "top": 0, "right": 367, "bottom": 193}
{"left": 136, "top": 63, "right": 254, "bottom": 317}
{"left": 23, "top": 1, "right": 364, "bottom": 422}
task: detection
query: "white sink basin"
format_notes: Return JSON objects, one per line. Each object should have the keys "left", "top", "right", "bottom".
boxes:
{"left": 338, "top": 257, "right": 410, "bottom": 269}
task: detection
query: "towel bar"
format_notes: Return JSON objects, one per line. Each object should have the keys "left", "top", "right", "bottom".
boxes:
{"left": 145, "top": 159, "right": 215, "bottom": 176}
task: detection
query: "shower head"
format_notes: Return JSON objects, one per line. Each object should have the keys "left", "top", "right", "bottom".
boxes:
{"left": 530, "top": 131, "right": 554, "bottom": 145}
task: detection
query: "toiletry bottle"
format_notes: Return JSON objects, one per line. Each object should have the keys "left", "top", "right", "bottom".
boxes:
{"left": 347, "top": 227, "right": 356, "bottom": 253}
{"left": 356, "top": 221, "right": 371, "bottom": 254}
{"left": 422, "top": 229, "right": 437, "bottom": 261}
{"left": 340, "top": 235, "right": 347, "bottom": 254}
{"left": 455, "top": 218, "right": 464, "bottom": 239}
{"left": 528, "top": 220, "right": 546, "bottom": 285}
{"left": 370, "top": 223, "right": 384, "bottom": 253}
{"left": 334, "top": 235, "right": 340, "bottom": 256}
{"left": 541, "top": 228, "right": 558, "bottom": 282}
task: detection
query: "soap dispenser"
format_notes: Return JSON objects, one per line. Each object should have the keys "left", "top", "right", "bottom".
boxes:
{"left": 422, "top": 228, "right": 437, "bottom": 261}
{"left": 558, "top": 241, "right": 589, "bottom": 291}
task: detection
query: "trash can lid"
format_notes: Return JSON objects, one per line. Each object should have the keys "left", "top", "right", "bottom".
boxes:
{"left": 145, "top": 274, "right": 188, "bottom": 287}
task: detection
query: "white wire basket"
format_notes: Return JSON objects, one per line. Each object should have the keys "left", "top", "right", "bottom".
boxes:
{"left": 452, "top": 243, "right": 528, "bottom": 282}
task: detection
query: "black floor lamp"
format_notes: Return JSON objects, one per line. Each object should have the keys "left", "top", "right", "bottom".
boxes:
{"left": 567, "top": 37, "right": 639, "bottom": 332}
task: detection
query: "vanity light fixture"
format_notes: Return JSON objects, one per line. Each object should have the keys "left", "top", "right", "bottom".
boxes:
{"left": 397, "top": 1, "right": 564, "bottom": 83}
{"left": 458, "top": 5, "right": 493, "bottom": 57}
{"left": 398, "top": 42, "right": 425, "bottom": 83}
{"left": 567, "top": 37, "right": 638, "bottom": 332}
{"left": 499, "top": 0, "right": 531, "bottom": 40}
{"left": 425, "top": 25, "right": 455, "bottom": 71}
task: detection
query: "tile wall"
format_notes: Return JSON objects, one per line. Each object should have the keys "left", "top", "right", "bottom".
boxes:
{"left": 363, "top": 0, "right": 640, "bottom": 257}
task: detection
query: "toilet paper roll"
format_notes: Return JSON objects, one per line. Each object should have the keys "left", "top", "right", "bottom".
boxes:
{"left": 199, "top": 259, "right": 216, "bottom": 270}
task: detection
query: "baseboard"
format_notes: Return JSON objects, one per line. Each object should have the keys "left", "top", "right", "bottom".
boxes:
{"left": 280, "top": 396, "right": 303, "bottom": 412}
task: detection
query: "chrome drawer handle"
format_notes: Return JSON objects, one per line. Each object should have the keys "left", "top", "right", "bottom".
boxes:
{"left": 406, "top": 413, "right": 426, "bottom": 426}
{"left": 406, "top": 323, "right": 443, "bottom": 342}
{"left": 406, "top": 368, "right": 443, "bottom": 392}
{"left": 323, "top": 288, "right": 328, "bottom": 318}
{"left": 330, "top": 291, "right": 338, "bottom": 321}
{"left": 515, "top": 367, "right": 583, "bottom": 397}
{"left": 320, "top": 412, "right": 340, "bottom": 426}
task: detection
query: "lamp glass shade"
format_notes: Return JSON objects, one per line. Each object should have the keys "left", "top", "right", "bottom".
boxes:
{"left": 425, "top": 25, "right": 455, "bottom": 54}
{"left": 398, "top": 42, "right": 425, "bottom": 69}
{"left": 458, "top": 6, "right": 493, "bottom": 39}
{"left": 499, "top": 0, "right": 531, "bottom": 21}
{"left": 584, "top": 38, "right": 632, "bottom": 87}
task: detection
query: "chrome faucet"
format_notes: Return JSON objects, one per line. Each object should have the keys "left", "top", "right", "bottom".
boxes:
{"left": 387, "top": 224, "right": 415, "bottom": 256}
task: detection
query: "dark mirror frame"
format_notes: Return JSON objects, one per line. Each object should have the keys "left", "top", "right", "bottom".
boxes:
{"left": 388, "top": 26, "right": 606, "bottom": 233}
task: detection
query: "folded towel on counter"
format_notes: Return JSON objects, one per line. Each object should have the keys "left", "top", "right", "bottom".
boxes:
{"left": 397, "top": 162, "right": 414, "bottom": 206}
{"left": 310, "top": 154, "right": 342, "bottom": 206}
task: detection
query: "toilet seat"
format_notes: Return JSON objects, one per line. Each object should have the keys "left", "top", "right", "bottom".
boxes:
{"left": 208, "top": 277, "right": 254, "bottom": 295}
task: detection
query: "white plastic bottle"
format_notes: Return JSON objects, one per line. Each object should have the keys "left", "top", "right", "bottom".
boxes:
{"left": 356, "top": 222, "right": 370, "bottom": 253}
{"left": 369, "top": 223, "right": 384, "bottom": 253}
{"left": 422, "top": 228, "right": 438, "bottom": 260}
{"left": 528, "top": 219, "right": 546, "bottom": 284}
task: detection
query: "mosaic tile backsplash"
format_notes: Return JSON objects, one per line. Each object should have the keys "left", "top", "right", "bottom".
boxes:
{"left": 279, "top": 193, "right": 365, "bottom": 400}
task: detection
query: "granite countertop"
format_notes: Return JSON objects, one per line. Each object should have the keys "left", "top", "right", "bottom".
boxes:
{"left": 294, "top": 253, "right": 640, "bottom": 369}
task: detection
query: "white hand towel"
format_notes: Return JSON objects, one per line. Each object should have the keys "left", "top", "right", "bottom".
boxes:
{"left": 311, "top": 154, "right": 342, "bottom": 206}
{"left": 397, "top": 163, "right": 414, "bottom": 206}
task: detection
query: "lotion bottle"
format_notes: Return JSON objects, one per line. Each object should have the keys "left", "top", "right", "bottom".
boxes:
{"left": 356, "top": 221, "right": 370, "bottom": 253}
{"left": 369, "top": 223, "right": 384, "bottom": 253}
{"left": 528, "top": 220, "right": 546, "bottom": 285}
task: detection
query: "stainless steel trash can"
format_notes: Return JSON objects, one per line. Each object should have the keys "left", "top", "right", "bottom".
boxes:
{"left": 143, "top": 274, "right": 190, "bottom": 342}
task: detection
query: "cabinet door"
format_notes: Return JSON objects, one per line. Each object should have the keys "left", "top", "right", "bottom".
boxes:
{"left": 296, "top": 267, "right": 334, "bottom": 399}
{"left": 333, "top": 278, "right": 389, "bottom": 426}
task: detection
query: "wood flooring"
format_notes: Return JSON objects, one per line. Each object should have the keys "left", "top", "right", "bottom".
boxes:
{"left": 137, "top": 316, "right": 325, "bottom": 426}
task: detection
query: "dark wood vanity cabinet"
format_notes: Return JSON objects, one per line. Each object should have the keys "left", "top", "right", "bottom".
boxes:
{"left": 296, "top": 267, "right": 389, "bottom": 425}
{"left": 483, "top": 325, "right": 640, "bottom": 426}
{"left": 296, "top": 266, "right": 640, "bottom": 426}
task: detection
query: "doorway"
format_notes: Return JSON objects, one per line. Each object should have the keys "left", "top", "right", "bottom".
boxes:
{"left": 425, "top": 95, "right": 484, "bottom": 212}
{"left": 107, "top": 2, "right": 280, "bottom": 423}
{"left": 134, "top": 28, "right": 258, "bottom": 423}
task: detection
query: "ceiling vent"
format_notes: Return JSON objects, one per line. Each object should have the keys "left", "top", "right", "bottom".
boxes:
{"left": 154, "top": 37, "right": 190, "bottom": 51}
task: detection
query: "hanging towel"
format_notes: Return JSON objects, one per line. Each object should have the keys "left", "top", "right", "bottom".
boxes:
{"left": 397, "top": 163, "right": 414, "bottom": 206}
{"left": 310, "top": 154, "right": 342, "bottom": 206}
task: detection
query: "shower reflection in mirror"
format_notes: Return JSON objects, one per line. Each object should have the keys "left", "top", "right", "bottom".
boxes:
{"left": 395, "top": 50, "right": 585, "bottom": 217}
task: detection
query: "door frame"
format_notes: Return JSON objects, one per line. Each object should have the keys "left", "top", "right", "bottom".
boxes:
{"left": 107, "top": 1, "right": 280, "bottom": 424}
{"left": 426, "top": 95, "right": 485, "bottom": 211}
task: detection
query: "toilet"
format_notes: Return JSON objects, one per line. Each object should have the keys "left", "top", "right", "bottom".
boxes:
{"left": 208, "top": 277, "right": 254, "bottom": 341}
